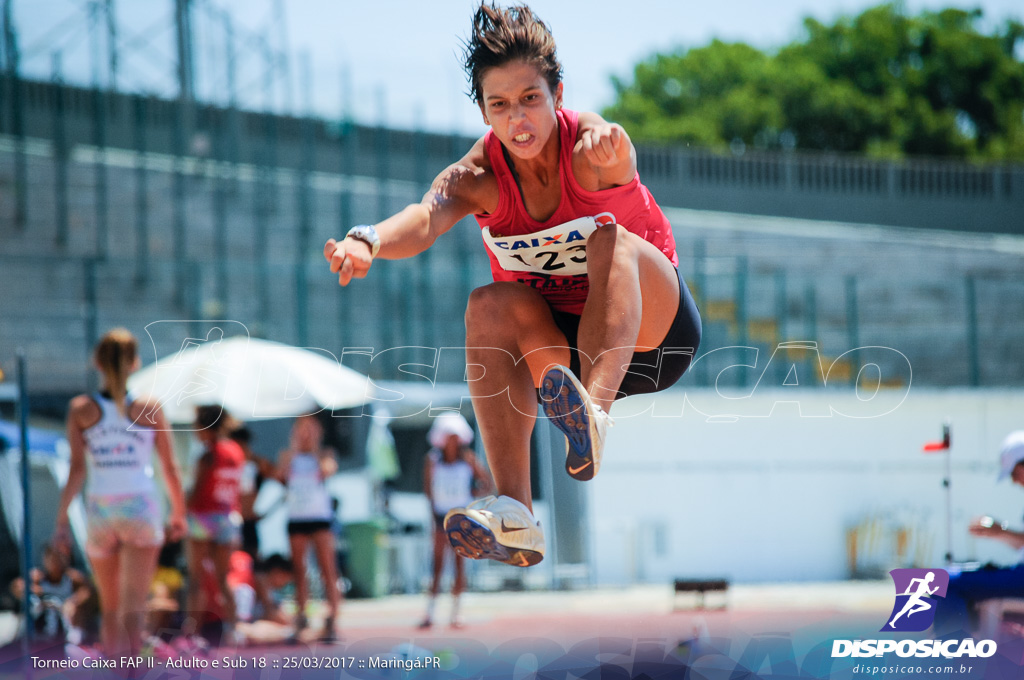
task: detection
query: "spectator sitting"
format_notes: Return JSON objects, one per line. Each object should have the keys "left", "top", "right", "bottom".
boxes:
{"left": 9, "top": 543, "right": 96, "bottom": 645}
{"left": 934, "top": 432, "right": 1024, "bottom": 638}
{"left": 235, "top": 554, "right": 296, "bottom": 644}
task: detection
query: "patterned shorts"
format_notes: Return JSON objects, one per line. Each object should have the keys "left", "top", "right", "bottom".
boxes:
{"left": 85, "top": 493, "right": 164, "bottom": 558}
{"left": 187, "top": 511, "right": 242, "bottom": 545}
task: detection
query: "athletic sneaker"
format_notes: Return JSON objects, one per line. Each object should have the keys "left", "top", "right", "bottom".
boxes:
{"left": 539, "top": 365, "right": 614, "bottom": 481}
{"left": 287, "top": 613, "right": 309, "bottom": 645}
{"left": 318, "top": 623, "right": 339, "bottom": 643}
{"left": 444, "top": 495, "right": 545, "bottom": 567}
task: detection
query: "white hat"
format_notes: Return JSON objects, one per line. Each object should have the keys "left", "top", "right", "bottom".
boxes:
{"left": 428, "top": 412, "right": 474, "bottom": 449}
{"left": 997, "top": 431, "right": 1024, "bottom": 481}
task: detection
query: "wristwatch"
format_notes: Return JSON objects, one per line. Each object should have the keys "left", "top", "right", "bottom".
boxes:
{"left": 346, "top": 224, "right": 381, "bottom": 258}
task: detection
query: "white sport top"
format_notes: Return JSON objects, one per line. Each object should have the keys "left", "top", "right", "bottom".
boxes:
{"left": 82, "top": 393, "right": 157, "bottom": 497}
{"left": 428, "top": 450, "right": 475, "bottom": 515}
{"left": 286, "top": 452, "right": 333, "bottom": 522}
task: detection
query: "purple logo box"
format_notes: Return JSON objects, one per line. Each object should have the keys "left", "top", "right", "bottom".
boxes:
{"left": 881, "top": 568, "right": 950, "bottom": 632}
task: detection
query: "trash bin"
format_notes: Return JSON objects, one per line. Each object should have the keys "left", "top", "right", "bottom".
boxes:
{"left": 345, "top": 518, "right": 390, "bottom": 598}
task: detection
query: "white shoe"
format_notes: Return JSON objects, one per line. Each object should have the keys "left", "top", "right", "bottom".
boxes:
{"left": 444, "top": 495, "right": 545, "bottom": 567}
{"left": 539, "top": 365, "right": 613, "bottom": 481}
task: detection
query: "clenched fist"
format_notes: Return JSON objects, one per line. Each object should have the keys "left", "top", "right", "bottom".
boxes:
{"left": 580, "top": 122, "right": 629, "bottom": 168}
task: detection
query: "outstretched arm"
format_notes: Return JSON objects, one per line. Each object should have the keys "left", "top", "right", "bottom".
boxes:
{"left": 969, "top": 517, "right": 1024, "bottom": 550}
{"left": 324, "top": 140, "right": 493, "bottom": 286}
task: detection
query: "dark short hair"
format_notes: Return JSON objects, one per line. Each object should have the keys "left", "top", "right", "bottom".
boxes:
{"left": 255, "top": 554, "right": 293, "bottom": 574}
{"left": 464, "top": 3, "right": 563, "bottom": 104}
{"left": 228, "top": 426, "right": 252, "bottom": 445}
{"left": 195, "top": 405, "right": 227, "bottom": 432}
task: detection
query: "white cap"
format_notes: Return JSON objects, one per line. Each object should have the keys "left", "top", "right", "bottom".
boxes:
{"left": 997, "top": 431, "right": 1024, "bottom": 481}
{"left": 428, "top": 412, "right": 474, "bottom": 449}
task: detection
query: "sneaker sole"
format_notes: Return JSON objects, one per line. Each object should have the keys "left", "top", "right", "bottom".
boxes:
{"left": 540, "top": 366, "right": 597, "bottom": 481}
{"left": 444, "top": 512, "right": 543, "bottom": 567}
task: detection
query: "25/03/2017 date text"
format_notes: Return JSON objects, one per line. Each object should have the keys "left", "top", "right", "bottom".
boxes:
{"left": 276, "top": 657, "right": 443, "bottom": 671}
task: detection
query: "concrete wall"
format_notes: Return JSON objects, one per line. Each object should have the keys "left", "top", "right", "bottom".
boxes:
{"left": 589, "top": 387, "right": 1024, "bottom": 584}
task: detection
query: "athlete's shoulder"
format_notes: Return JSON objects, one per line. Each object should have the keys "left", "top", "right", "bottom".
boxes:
{"left": 68, "top": 394, "right": 101, "bottom": 428}
{"left": 433, "top": 135, "right": 499, "bottom": 214}
{"left": 219, "top": 438, "right": 246, "bottom": 464}
{"left": 69, "top": 393, "right": 98, "bottom": 414}
{"left": 574, "top": 111, "right": 610, "bottom": 138}
{"left": 127, "top": 395, "right": 164, "bottom": 429}
{"left": 459, "top": 134, "right": 491, "bottom": 171}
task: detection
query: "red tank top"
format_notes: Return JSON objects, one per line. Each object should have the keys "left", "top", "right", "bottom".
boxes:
{"left": 474, "top": 108, "right": 678, "bottom": 314}
{"left": 189, "top": 439, "right": 244, "bottom": 514}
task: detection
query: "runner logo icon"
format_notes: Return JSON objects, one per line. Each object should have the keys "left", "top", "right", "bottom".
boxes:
{"left": 882, "top": 568, "right": 949, "bottom": 632}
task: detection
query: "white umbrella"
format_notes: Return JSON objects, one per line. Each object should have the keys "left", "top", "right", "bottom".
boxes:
{"left": 127, "top": 336, "right": 376, "bottom": 424}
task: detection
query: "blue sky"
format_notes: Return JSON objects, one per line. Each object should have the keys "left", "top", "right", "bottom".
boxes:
{"left": 12, "top": 0, "right": 1024, "bottom": 134}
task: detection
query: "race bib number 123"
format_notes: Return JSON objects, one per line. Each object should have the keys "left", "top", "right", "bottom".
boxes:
{"left": 482, "top": 217, "right": 598, "bottom": 276}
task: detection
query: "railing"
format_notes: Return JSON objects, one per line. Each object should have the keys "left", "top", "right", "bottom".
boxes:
{"left": 2, "top": 76, "right": 1021, "bottom": 210}
{"left": 636, "top": 147, "right": 1016, "bottom": 200}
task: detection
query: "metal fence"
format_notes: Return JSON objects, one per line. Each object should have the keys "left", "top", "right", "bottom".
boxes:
{"left": 2, "top": 79, "right": 1023, "bottom": 395}
{"left": 3, "top": 241, "right": 1022, "bottom": 395}
{"left": 682, "top": 251, "right": 1024, "bottom": 391}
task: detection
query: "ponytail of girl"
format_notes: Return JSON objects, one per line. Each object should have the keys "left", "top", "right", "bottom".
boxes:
{"left": 94, "top": 328, "right": 138, "bottom": 416}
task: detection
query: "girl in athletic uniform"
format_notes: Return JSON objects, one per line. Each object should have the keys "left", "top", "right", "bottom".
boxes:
{"left": 277, "top": 415, "right": 341, "bottom": 641}
{"left": 323, "top": 3, "right": 701, "bottom": 567}
{"left": 56, "top": 328, "right": 187, "bottom": 656}
{"left": 420, "top": 413, "right": 492, "bottom": 628}
{"left": 186, "top": 405, "right": 244, "bottom": 645}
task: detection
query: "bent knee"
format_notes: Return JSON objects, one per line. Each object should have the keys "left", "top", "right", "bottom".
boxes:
{"left": 465, "top": 282, "right": 547, "bottom": 328}
{"left": 587, "top": 224, "right": 637, "bottom": 263}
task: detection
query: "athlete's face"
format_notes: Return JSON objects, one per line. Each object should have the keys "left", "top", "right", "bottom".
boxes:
{"left": 42, "top": 549, "right": 65, "bottom": 579}
{"left": 292, "top": 416, "right": 323, "bottom": 451}
{"left": 479, "top": 60, "right": 563, "bottom": 161}
{"left": 442, "top": 434, "right": 461, "bottom": 461}
{"left": 194, "top": 424, "right": 218, "bottom": 448}
{"left": 1012, "top": 461, "right": 1024, "bottom": 486}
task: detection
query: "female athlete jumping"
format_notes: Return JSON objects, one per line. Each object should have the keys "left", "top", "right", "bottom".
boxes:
{"left": 323, "top": 3, "right": 701, "bottom": 567}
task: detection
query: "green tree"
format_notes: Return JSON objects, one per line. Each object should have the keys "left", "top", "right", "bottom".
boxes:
{"left": 604, "top": 3, "right": 1024, "bottom": 160}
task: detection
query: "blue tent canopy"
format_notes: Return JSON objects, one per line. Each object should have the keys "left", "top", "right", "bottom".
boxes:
{"left": 0, "top": 420, "right": 63, "bottom": 457}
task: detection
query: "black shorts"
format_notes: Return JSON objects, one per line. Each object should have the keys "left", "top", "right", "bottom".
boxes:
{"left": 287, "top": 520, "right": 332, "bottom": 536}
{"left": 546, "top": 266, "right": 701, "bottom": 400}
{"left": 241, "top": 519, "right": 260, "bottom": 554}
